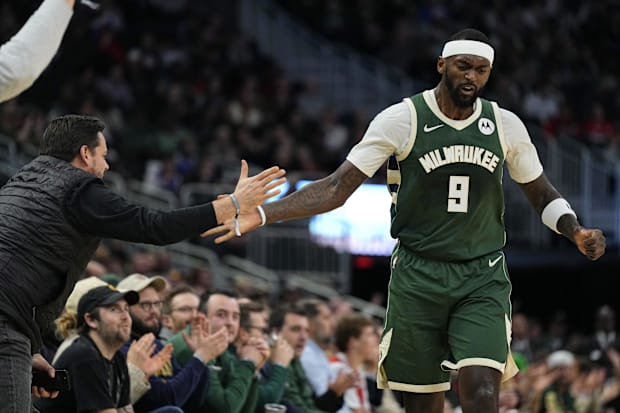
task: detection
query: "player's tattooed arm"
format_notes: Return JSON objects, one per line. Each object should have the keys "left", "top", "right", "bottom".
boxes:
{"left": 264, "top": 160, "right": 368, "bottom": 224}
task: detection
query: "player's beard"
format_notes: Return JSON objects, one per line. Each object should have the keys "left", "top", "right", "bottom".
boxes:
{"left": 444, "top": 71, "right": 483, "bottom": 108}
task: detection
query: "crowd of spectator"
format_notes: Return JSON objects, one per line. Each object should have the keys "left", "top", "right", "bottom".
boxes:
{"left": 3, "top": 0, "right": 617, "bottom": 198}
{"left": 34, "top": 267, "right": 620, "bottom": 412}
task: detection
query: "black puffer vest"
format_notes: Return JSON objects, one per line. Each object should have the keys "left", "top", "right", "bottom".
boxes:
{"left": 0, "top": 156, "right": 101, "bottom": 352}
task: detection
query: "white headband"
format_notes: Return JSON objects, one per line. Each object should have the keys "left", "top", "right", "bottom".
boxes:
{"left": 441, "top": 40, "right": 494, "bottom": 66}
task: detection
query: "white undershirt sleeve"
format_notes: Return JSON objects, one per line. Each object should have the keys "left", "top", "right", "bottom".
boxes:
{"left": 0, "top": 0, "right": 73, "bottom": 103}
{"left": 501, "top": 108, "right": 544, "bottom": 184}
{"left": 346, "top": 101, "right": 411, "bottom": 177}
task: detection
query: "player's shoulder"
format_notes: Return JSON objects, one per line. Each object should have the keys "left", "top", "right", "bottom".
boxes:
{"left": 497, "top": 107, "right": 527, "bottom": 130}
{"left": 372, "top": 100, "right": 410, "bottom": 123}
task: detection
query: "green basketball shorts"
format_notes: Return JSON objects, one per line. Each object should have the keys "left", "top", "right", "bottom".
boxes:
{"left": 377, "top": 245, "right": 517, "bottom": 393}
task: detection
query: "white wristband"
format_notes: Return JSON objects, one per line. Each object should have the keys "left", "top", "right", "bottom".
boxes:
{"left": 228, "top": 193, "right": 241, "bottom": 216}
{"left": 233, "top": 216, "right": 242, "bottom": 237}
{"left": 541, "top": 198, "right": 576, "bottom": 234}
{"left": 256, "top": 205, "right": 266, "bottom": 227}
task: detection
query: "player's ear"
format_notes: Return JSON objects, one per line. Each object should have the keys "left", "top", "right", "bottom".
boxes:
{"left": 437, "top": 57, "right": 446, "bottom": 74}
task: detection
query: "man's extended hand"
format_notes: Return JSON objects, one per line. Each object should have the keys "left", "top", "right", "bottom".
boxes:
{"left": 232, "top": 160, "right": 286, "bottom": 214}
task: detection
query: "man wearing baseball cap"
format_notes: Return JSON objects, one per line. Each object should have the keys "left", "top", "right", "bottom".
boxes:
{"left": 35, "top": 285, "right": 139, "bottom": 412}
{"left": 117, "top": 273, "right": 227, "bottom": 412}
{"left": 117, "top": 273, "right": 168, "bottom": 338}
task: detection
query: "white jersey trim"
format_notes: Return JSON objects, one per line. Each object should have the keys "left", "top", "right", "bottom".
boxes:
{"left": 347, "top": 91, "right": 544, "bottom": 183}
{"left": 422, "top": 89, "right": 483, "bottom": 130}
{"left": 396, "top": 97, "right": 418, "bottom": 162}
{"left": 492, "top": 101, "right": 508, "bottom": 157}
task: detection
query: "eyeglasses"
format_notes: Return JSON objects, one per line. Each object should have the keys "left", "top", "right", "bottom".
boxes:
{"left": 244, "top": 325, "right": 270, "bottom": 335}
{"left": 171, "top": 306, "right": 199, "bottom": 314}
{"left": 137, "top": 300, "right": 163, "bottom": 311}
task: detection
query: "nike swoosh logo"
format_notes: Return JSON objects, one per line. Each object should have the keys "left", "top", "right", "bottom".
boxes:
{"left": 423, "top": 124, "right": 445, "bottom": 132}
{"left": 488, "top": 255, "right": 503, "bottom": 267}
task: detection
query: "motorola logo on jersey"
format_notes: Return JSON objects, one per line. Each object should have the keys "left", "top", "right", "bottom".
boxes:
{"left": 478, "top": 118, "right": 495, "bottom": 135}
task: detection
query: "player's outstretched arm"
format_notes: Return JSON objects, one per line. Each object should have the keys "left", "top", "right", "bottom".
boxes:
{"left": 519, "top": 173, "right": 605, "bottom": 260}
{"left": 203, "top": 160, "right": 368, "bottom": 243}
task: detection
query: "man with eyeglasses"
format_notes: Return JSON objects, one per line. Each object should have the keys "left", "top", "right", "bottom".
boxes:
{"left": 236, "top": 301, "right": 295, "bottom": 413}
{"left": 159, "top": 285, "right": 201, "bottom": 341}
{"left": 117, "top": 273, "right": 228, "bottom": 412}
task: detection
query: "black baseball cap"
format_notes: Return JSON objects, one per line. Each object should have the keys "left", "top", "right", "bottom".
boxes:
{"left": 77, "top": 285, "right": 139, "bottom": 325}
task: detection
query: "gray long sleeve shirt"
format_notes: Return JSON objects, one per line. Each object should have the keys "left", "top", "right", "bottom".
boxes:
{"left": 0, "top": 0, "right": 73, "bottom": 103}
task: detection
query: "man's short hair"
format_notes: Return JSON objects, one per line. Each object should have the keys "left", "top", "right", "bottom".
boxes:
{"left": 40, "top": 115, "right": 106, "bottom": 162}
{"left": 298, "top": 298, "right": 327, "bottom": 320}
{"left": 77, "top": 307, "right": 101, "bottom": 335}
{"left": 269, "top": 303, "right": 306, "bottom": 330}
{"left": 334, "top": 313, "right": 374, "bottom": 353}
{"left": 162, "top": 284, "right": 198, "bottom": 315}
{"left": 239, "top": 301, "right": 266, "bottom": 329}
{"left": 200, "top": 289, "right": 238, "bottom": 314}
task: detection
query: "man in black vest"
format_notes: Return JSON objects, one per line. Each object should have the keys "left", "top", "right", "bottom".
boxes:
{"left": 0, "top": 114, "right": 285, "bottom": 413}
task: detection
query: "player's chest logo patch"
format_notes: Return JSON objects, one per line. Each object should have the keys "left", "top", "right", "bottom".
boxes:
{"left": 478, "top": 117, "right": 495, "bottom": 135}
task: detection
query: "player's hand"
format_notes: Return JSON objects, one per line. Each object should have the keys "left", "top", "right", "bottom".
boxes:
{"left": 201, "top": 210, "right": 262, "bottom": 243}
{"left": 31, "top": 353, "right": 59, "bottom": 399}
{"left": 573, "top": 227, "right": 605, "bottom": 260}
{"left": 232, "top": 160, "right": 286, "bottom": 214}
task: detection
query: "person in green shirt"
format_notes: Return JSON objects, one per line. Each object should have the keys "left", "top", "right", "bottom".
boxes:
{"left": 168, "top": 291, "right": 267, "bottom": 413}
{"left": 268, "top": 304, "right": 336, "bottom": 413}
{"left": 235, "top": 301, "right": 295, "bottom": 413}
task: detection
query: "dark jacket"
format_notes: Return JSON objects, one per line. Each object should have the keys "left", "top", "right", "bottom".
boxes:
{"left": 0, "top": 155, "right": 221, "bottom": 353}
{"left": 0, "top": 156, "right": 100, "bottom": 352}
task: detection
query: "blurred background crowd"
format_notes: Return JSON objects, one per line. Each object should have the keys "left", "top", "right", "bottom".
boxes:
{"left": 2, "top": 0, "right": 620, "bottom": 412}
{"left": 3, "top": 0, "right": 619, "bottom": 190}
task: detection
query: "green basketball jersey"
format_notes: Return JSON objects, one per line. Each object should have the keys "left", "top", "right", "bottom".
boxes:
{"left": 388, "top": 91, "right": 506, "bottom": 261}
